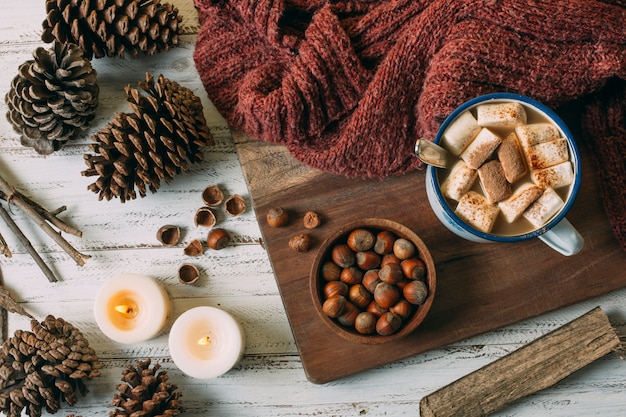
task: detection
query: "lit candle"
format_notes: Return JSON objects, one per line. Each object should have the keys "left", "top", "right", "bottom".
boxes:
{"left": 94, "top": 273, "right": 171, "bottom": 344}
{"left": 168, "top": 306, "right": 245, "bottom": 379}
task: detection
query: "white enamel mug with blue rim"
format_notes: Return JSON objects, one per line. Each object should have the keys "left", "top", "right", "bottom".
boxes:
{"left": 424, "top": 93, "right": 584, "bottom": 256}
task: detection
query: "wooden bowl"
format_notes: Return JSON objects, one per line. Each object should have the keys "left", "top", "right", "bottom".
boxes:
{"left": 310, "top": 218, "right": 436, "bottom": 344}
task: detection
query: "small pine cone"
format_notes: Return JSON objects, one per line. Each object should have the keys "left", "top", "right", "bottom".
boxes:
{"left": 110, "top": 358, "right": 184, "bottom": 417}
{"left": 4, "top": 42, "right": 99, "bottom": 155}
{"left": 82, "top": 72, "right": 214, "bottom": 202}
{"left": 0, "top": 315, "right": 101, "bottom": 417}
{"left": 42, "top": 0, "right": 182, "bottom": 59}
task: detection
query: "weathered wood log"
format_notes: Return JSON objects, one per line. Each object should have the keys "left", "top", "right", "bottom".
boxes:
{"left": 420, "top": 307, "right": 622, "bottom": 417}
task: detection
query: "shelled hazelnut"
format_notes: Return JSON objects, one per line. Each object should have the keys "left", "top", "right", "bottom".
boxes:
{"left": 266, "top": 208, "right": 289, "bottom": 228}
{"left": 303, "top": 211, "right": 322, "bottom": 229}
{"left": 289, "top": 233, "right": 311, "bottom": 252}
{"left": 318, "top": 226, "right": 430, "bottom": 336}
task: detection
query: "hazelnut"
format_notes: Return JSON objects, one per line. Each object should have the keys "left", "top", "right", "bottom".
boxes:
{"left": 289, "top": 233, "right": 311, "bottom": 252}
{"left": 322, "top": 295, "right": 346, "bottom": 318}
{"left": 354, "top": 311, "right": 377, "bottom": 335}
{"left": 378, "top": 263, "right": 404, "bottom": 284}
{"left": 303, "top": 211, "right": 322, "bottom": 229}
{"left": 267, "top": 208, "right": 289, "bottom": 228}
{"left": 202, "top": 185, "right": 224, "bottom": 207}
{"left": 373, "top": 282, "right": 400, "bottom": 310}
{"left": 362, "top": 269, "right": 382, "bottom": 293}
{"left": 374, "top": 230, "right": 396, "bottom": 255}
{"left": 403, "top": 280, "right": 428, "bottom": 305}
{"left": 336, "top": 301, "right": 359, "bottom": 327}
{"left": 376, "top": 312, "right": 402, "bottom": 336}
{"left": 331, "top": 244, "right": 355, "bottom": 268}
{"left": 380, "top": 253, "right": 401, "bottom": 267}
{"left": 348, "top": 284, "right": 372, "bottom": 310}
{"left": 321, "top": 261, "right": 341, "bottom": 281}
{"left": 156, "top": 225, "right": 180, "bottom": 246}
{"left": 194, "top": 207, "right": 217, "bottom": 227}
{"left": 207, "top": 228, "right": 231, "bottom": 250}
{"left": 355, "top": 251, "right": 381, "bottom": 270}
{"left": 390, "top": 300, "right": 413, "bottom": 320}
{"left": 366, "top": 300, "right": 388, "bottom": 318}
{"left": 346, "top": 228, "right": 375, "bottom": 252}
{"left": 224, "top": 194, "right": 246, "bottom": 216}
{"left": 323, "top": 281, "right": 348, "bottom": 299}
{"left": 183, "top": 239, "right": 204, "bottom": 256}
{"left": 339, "top": 266, "right": 363, "bottom": 285}
{"left": 393, "top": 238, "right": 416, "bottom": 260}
{"left": 401, "top": 258, "right": 426, "bottom": 280}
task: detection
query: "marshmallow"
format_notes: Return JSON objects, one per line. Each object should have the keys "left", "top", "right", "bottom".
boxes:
{"left": 441, "top": 160, "right": 477, "bottom": 201}
{"left": 531, "top": 161, "right": 574, "bottom": 189}
{"left": 526, "top": 138, "right": 569, "bottom": 170}
{"left": 455, "top": 191, "right": 500, "bottom": 233}
{"left": 497, "top": 132, "right": 527, "bottom": 183}
{"left": 442, "top": 111, "right": 481, "bottom": 156}
{"left": 478, "top": 160, "right": 512, "bottom": 203}
{"left": 476, "top": 102, "right": 527, "bottom": 128}
{"left": 515, "top": 123, "right": 560, "bottom": 147}
{"left": 460, "top": 128, "right": 502, "bottom": 169}
{"left": 498, "top": 183, "right": 544, "bottom": 223}
{"left": 523, "top": 188, "right": 565, "bottom": 228}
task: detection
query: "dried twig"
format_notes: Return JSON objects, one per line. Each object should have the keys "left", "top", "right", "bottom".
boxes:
{"left": 0, "top": 232, "right": 11, "bottom": 258}
{"left": 0, "top": 178, "right": 89, "bottom": 267}
{"left": 0, "top": 204, "right": 58, "bottom": 283}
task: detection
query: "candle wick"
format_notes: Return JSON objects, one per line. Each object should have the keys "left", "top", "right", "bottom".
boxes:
{"left": 197, "top": 336, "right": 212, "bottom": 346}
{"left": 114, "top": 304, "right": 137, "bottom": 318}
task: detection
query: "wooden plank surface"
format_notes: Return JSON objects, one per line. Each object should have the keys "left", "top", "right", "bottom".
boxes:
{"left": 1, "top": 1, "right": 626, "bottom": 416}
{"left": 232, "top": 105, "right": 626, "bottom": 383}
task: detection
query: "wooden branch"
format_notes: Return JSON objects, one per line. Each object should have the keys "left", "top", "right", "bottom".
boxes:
{"left": 0, "top": 204, "right": 58, "bottom": 282}
{"left": 0, "top": 175, "right": 90, "bottom": 266}
{"left": 0, "top": 191, "right": 83, "bottom": 237}
{"left": 420, "top": 307, "right": 622, "bottom": 417}
{"left": 0, "top": 232, "right": 11, "bottom": 258}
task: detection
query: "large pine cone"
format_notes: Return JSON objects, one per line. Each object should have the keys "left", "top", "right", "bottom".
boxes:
{"left": 82, "top": 72, "right": 214, "bottom": 202}
{"left": 42, "top": 0, "right": 182, "bottom": 59}
{"left": 0, "top": 315, "right": 101, "bottom": 417}
{"left": 5, "top": 42, "right": 99, "bottom": 155}
{"left": 110, "top": 358, "right": 183, "bottom": 416}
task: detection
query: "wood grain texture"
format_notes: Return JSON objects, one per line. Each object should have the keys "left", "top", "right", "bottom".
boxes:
{"left": 234, "top": 124, "right": 626, "bottom": 383}
{"left": 0, "top": 1, "right": 625, "bottom": 416}
{"left": 419, "top": 307, "right": 620, "bottom": 417}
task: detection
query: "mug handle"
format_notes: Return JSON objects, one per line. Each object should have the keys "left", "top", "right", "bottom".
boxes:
{"left": 538, "top": 218, "right": 584, "bottom": 256}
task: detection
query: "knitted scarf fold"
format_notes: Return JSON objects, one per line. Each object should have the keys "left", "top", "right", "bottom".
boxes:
{"left": 193, "top": 0, "right": 626, "bottom": 250}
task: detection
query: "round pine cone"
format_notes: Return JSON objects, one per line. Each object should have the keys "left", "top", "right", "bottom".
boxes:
{"left": 0, "top": 315, "right": 101, "bottom": 417}
{"left": 5, "top": 42, "right": 99, "bottom": 155}
{"left": 82, "top": 72, "right": 214, "bottom": 202}
{"left": 110, "top": 358, "right": 183, "bottom": 417}
{"left": 42, "top": 0, "right": 182, "bottom": 59}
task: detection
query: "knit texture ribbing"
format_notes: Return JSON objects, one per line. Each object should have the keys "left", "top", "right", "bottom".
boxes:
{"left": 193, "top": 0, "right": 626, "bottom": 250}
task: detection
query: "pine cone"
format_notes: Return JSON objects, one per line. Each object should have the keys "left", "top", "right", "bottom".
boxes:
{"left": 5, "top": 42, "right": 99, "bottom": 155}
{"left": 41, "top": 0, "right": 182, "bottom": 59}
{"left": 82, "top": 72, "right": 214, "bottom": 202}
{"left": 0, "top": 315, "right": 102, "bottom": 417}
{"left": 110, "top": 358, "right": 183, "bottom": 417}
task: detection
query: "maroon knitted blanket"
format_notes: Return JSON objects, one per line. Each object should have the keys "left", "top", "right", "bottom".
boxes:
{"left": 193, "top": 0, "right": 626, "bottom": 250}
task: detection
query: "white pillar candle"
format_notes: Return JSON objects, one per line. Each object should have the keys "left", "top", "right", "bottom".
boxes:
{"left": 168, "top": 306, "right": 245, "bottom": 379}
{"left": 94, "top": 273, "right": 171, "bottom": 344}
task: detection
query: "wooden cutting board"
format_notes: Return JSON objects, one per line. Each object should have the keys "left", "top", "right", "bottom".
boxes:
{"left": 231, "top": 115, "right": 626, "bottom": 384}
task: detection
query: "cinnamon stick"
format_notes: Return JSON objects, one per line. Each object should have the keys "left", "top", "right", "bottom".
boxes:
{"left": 420, "top": 307, "right": 621, "bottom": 417}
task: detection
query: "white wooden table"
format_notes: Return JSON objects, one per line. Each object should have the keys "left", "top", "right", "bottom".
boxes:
{"left": 0, "top": 1, "right": 625, "bottom": 416}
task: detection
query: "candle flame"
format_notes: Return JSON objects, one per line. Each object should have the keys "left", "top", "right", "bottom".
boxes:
{"left": 114, "top": 304, "right": 137, "bottom": 318}
{"left": 197, "top": 336, "right": 212, "bottom": 346}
